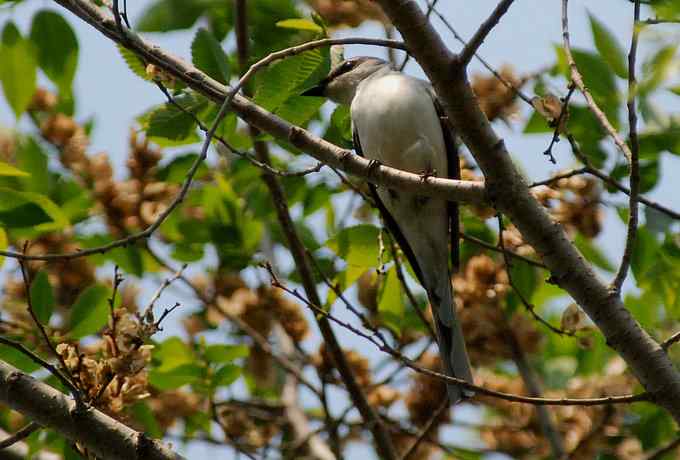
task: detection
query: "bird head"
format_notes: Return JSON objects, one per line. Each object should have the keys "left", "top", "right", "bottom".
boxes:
{"left": 301, "top": 56, "right": 389, "bottom": 105}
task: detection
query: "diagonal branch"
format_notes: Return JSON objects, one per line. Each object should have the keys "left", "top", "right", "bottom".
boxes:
{"left": 374, "top": 0, "right": 680, "bottom": 424}
{"left": 458, "top": 0, "right": 517, "bottom": 66}
{"left": 0, "top": 360, "right": 183, "bottom": 460}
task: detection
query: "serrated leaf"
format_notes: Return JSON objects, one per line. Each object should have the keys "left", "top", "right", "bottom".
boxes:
{"left": 0, "top": 161, "right": 28, "bottom": 177}
{"left": 118, "top": 45, "right": 150, "bottom": 81}
{"left": 276, "top": 18, "right": 323, "bottom": 33}
{"left": 589, "top": 13, "right": 627, "bottom": 78}
{"left": 191, "top": 28, "right": 230, "bottom": 84}
{"left": 30, "top": 270, "right": 55, "bottom": 324}
{"left": 141, "top": 93, "right": 206, "bottom": 142}
{"left": 30, "top": 10, "right": 79, "bottom": 92}
{"left": 69, "top": 284, "right": 109, "bottom": 338}
{"left": 212, "top": 364, "right": 241, "bottom": 387}
{"left": 0, "top": 22, "right": 37, "bottom": 118}
{"left": 204, "top": 344, "right": 249, "bottom": 363}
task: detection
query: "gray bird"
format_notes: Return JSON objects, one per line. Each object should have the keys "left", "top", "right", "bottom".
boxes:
{"left": 303, "top": 56, "right": 474, "bottom": 404}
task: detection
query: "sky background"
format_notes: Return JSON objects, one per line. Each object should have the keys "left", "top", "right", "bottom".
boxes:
{"left": 1, "top": 0, "right": 680, "bottom": 458}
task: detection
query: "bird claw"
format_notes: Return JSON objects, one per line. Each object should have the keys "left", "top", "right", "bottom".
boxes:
{"left": 367, "top": 159, "right": 382, "bottom": 174}
{"left": 420, "top": 167, "right": 437, "bottom": 182}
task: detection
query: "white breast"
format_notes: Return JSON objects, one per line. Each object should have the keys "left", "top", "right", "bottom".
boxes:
{"left": 350, "top": 73, "right": 447, "bottom": 176}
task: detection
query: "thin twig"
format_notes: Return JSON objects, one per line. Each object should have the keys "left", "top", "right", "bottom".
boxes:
{"left": 495, "top": 217, "right": 574, "bottom": 337}
{"left": 400, "top": 399, "right": 448, "bottom": 460}
{"left": 0, "top": 336, "right": 80, "bottom": 402}
{"left": 141, "top": 263, "right": 187, "bottom": 320}
{"left": 18, "top": 254, "right": 83, "bottom": 407}
{"left": 645, "top": 435, "right": 680, "bottom": 460}
{"left": 265, "top": 265, "right": 648, "bottom": 407}
{"left": 661, "top": 331, "right": 680, "bottom": 351}
{"left": 562, "top": 0, "right": 633, "bottom": 163}
{"left": 0, "top": 422, "right": 40, "bottom": 449}
{"left": 428, "top": 2, "right": 533, "bottom": 105}
{"left": 642, "top": 17, "right": 680, "bottom": 25}
{"left": 565, "top": 135, "right": 680, "bottom": 220}
{"left": 543, "top": 83, "right": 577, "bottom": 164}
{"left": 458, "top": 0, "right": 516, "bottom": 66}
{"left": 530, "top": 167, "right": 589, "bottom": 188}
{"left": 461, "top": 232, "right": 546, "bottom": 268}
{"left": 612, "top": 0, "right": 642, "bottom": 293}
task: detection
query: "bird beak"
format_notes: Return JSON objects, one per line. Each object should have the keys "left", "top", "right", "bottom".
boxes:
{"left": 301, "top": 81, "right": 327, "bottom": 97}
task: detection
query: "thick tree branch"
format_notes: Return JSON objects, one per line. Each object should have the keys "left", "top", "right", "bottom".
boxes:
{"left": 374, "top": 0, "right": 680, "bottom": 424}
{"left": 0, "top": 361, "right": 183, "bottom": 460}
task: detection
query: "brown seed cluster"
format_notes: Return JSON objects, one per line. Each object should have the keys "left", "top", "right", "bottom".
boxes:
{"left": 31, "top": 88, "right": 179, "bottom": 237}
{"left": 218, "top": 406, "right": 280, "bottom": 451}
{"left": 56, "top": 295, "right": 154, "bottom": 419}
{"left": 454, "top": 255, "right": 541, "bottom": 365}
{"left": 471, "top": 65, "right": 522, "bottom": 123}
{"left": 305, "top": 0, "right": 388, "bottom": 27}
{"left": 314, "top": 343, "right": 400, "bottom": 410}
{"left": 476, "top": 358, "right": 638, "bottom": 459}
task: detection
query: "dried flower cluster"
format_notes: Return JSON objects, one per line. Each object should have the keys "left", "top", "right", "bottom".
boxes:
{"left": 471, "top": 65, "right": 522, "bottom": 123}
{"left": 56, "top": 291, "right": 153, "bottom": 418}
{"left": 476, "top": 358, "right": 640, "bottom": 459}
{"left": 305, "top": 0, "right": 388, "bottom": 27}
{"left": 31, "top": 88, "right": 179, "bottom": 237}
{"left": 454, "top": 255, "right": 542, "bottom": 364}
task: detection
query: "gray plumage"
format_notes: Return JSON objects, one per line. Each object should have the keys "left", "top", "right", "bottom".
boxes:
{"left": 303, "top": 57, "right": 474, "bottom": 404}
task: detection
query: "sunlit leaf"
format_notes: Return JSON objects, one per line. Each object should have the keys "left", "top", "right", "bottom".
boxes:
{"left": 0, "top": 22, "right": 37, "bottom": 118}
{"left": 30, "top": 10, "right": 79, "bottom": 92}
{"left": 589, "top": 13, "right": 627, "bottom": 78}
{"left": 69, "top": 284, "right": 109, "bottom": 338}
{"left": 191, "top": 28, "right": 230, "bottom": 84}
{"left": 30, "top": 270, "right": 55, "bottom": 324}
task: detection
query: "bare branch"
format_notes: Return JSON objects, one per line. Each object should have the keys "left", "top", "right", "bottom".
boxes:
{"left": 0, "top": 422, "right": 40, "bottom": 449}
{"left": 458, "top": 0, "right": 516, "bottom": 66}
{"left": 612, "top": 0, "right": 642, "bottom": 292}
{"left": 0, "top": 360, "right": 184, "bottom": 460}
{"left": 561, "top": 0, "right": 633, "bottom": 163}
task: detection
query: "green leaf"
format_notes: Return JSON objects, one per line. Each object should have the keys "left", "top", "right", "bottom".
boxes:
{"left": 204, "top": 344, "right": 249, "bottom": 363}
{"left": 149, "top": 363, "right": 203, "bottom": 390}
{"left": 0, "top": 344, "right": 41, "bottom": 373}
{"left": 69, "top": 284, "right": 110, "bottom": 338}
{"left": 154, "top": 337, "right": 195, "bottom": 371}
{"left": 137, "top": 0, "right": 207, "bottom": 32}
{"left": 326, "top": 225, "right": 381, "bottom": 291}
{"left": 573, "top": 234, "right": 614, "bottom": 272}
{"left": 0, "top": 161, "right": 28, "bottom": 177}
{"left": 212, "top": 364, "right": 242, "bottom": 388}
{"left": 0, "top": 22, "right": 37, "bottom": 118}
{"left": 191, "top": 28, "right": 230, "bottom": 84}
{"left": 131, "top": 402, "right": 163, "bottom": 439}
{"left": 254, "top": 48, "right": 329, "bottom": 112}
{"left": 140, "top": 93, "right": 206, "bottom": 143}
{"left": 16, "top": 137, "right": 49, "bottom": 194}
{"left": 0, "top": 227, "right": 7, "bottom": 268}
{"left": 640, "top": 45, "right": 678, "bottom": 95}
{"left": 276, "top": 18, "right": 323, "bottom": 33}
{"left": 378, "top": 266, "right": 403, "bottom": 333}
{"left": 588, "top": 13, "right": 627, "bottom": 78}
{"left": 118, "top": 45, "right": 150, "bottom": 81}
{"left": 0, "top": 188, "right": 69, "bottom": 231}
{"left": 30, "top": 10, "right": 79, "bottom": 92}
{"left": 30, "top": 270, "right": 55, "bottom": 324}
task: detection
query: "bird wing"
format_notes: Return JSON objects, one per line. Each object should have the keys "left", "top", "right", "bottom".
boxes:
{"left": 352, "top": 128, "right": 426, "bottom": 287}
{"left": 432, "top": 94, "right": 461, "bottom": 274}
